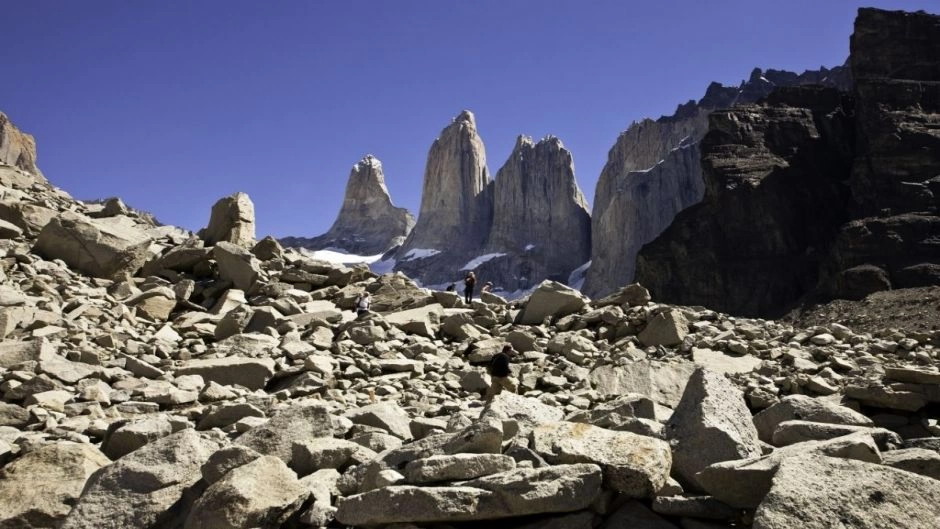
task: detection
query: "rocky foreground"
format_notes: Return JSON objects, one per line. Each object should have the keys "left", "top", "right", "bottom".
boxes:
{"left": 0, "top": 142, "right": 939, "bottom": 527}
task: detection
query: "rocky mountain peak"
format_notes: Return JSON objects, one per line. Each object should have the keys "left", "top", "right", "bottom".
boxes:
{"left": 0, "top": 112, "right": 44, "bottom": 180}
{"left": 282, "top": 154, "right": 414, "bottom": 255}
{"left": 396, "top": 110, "right": 493, "bottom": 259}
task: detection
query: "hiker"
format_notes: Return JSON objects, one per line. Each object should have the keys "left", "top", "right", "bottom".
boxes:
{"left": 481, "top": 281, "right": 494, "bottom": 294}
{"left": 464, "top": 271, "right": 476, "bottom": 304}
{"left": 355, "top": 291, "right": 371, "bottom": 318}
{"left": 482, "top": 344, "right": 517, "bottom": 402}
{"left": 445, "top": 283, "right": 456, "bottom": 292}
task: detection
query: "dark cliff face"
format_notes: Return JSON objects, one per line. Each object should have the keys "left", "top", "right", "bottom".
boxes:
{"left": 636, "top": 8, "right": 940, "bottom": 317}
{"left": 583, "top": 63, "right": 851, "bottom": 299}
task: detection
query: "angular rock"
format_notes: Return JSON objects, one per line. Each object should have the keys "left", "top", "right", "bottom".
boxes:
{"left": 292, "top": 438, "right": 377, "bottom": 476}
{"left": 531, "top": 421, "right": 672, "bottom": 497}
{"left": 639, "top": 309, "right": 689, "bottom": 347}
{"left": 213, "top": 241, "right": 261, "bottom": 291}
{"left": 0, "top": 442, "right": 110, "bottom": 529}
{"left": 404, "top": 453, "right": 516, "bottom": 484}
{"left": 175, "top": 357, "right": 275, "bottom": 391}
{"left": 184, "top": 455, "right": 308, "bottom": 529}
{"left": 344, "top": 402, "right": 413, "bottom": 440}
{"left": 199, "top": 192, "right": 255, "bottom": 247}
{"left": 697, "top": 431, "right": 881, "bottom": 508}
{"left": 61, "top": 429, "right": 225, "bottom": 529}
{"left": 665, "top": 368, "right": 762, "bottom": 489}
{"left": 880, "top": 448, "right": 940, "bottom": 480}
{"left": 201, "top": 445, "right": 263, "bottom": 485}
{"left": 752, "top": 455, "right": 940, "bottom": 529}
{"left": 236, "top": 402, "right": 334, "bottom": 468}
{"left": 752, "top": 394, "right": 874, "bottom": 443}
{"left": 590, "top": 360, "right": 695, "bottom": 407}
{"left": 517, "top": 280, "right": 589, "bottom": 325}
{"left": 34, "top": 212, "right": 151, "bottom": 280}
{"left": 335, "top": 463, "right": 602, "bottom": 525}
{"left": 101, "top": 414, "right": 183, "bottom": 459}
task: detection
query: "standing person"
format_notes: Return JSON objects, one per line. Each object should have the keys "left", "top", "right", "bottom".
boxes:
{"left": 355, "top": 291, "right": 371, "bottom": 318}
{"left": 464, "top": 271, "right": 476, "bottom": 304}
{"left": 483, "top": 344, "right": 516, "bottom": 403}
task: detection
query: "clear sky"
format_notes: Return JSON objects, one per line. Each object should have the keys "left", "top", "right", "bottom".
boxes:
{"left": 3, "top": 1, "right": 935, "bottom": 239}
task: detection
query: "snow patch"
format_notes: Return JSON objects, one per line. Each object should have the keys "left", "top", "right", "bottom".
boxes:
{"left": 370, "top": 258, "right": 396, "bottom": 275}
{"left": 567, "top": 260, "right": 592, "bottom": 292}
{"left": 299, "top": 248, "right": 384, "bottom": 265}
{"left": 524, "top": 244, "right": 535, "bottom": 251}
{"left": 402, "top": 248, "right": 441, "bottom": 261}
{"left": 460, "top": 253, "right": 506, "bottom": 270}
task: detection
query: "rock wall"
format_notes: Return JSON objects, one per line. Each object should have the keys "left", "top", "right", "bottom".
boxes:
{"left": 636, "top": 8, "right": 940, "bottom": 317}
{"left": 281, "top": 155, "right": 415, "bottom": 255}
{"left": 0, "top": 112, "right": 44, "bottom": 179}
{"left": 583, "top": 66, "right": 851, "bottom": 298}
{"left": 476, "top": 136, "right": 591, "bottom": 291}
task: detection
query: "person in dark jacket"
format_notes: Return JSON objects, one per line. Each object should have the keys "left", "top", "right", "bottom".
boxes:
{"left": 483, "top": 344, "right": 516, "bottom": 402}
{"left": 464, "top": 271, "right": 476, "bottom": 304}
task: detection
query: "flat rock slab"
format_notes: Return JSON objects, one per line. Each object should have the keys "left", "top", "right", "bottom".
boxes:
{"left": 589, "top": 360, "right": 694, "bottom": 407}
{"left": 517, "top": 280, "right": 588, "bottom": 325}
{"left": 335, "top": 463, "right": 602, "bottom": 525}
{"left": 753, "top": 455, "right": 940, "bottom": 529}
{"left": 404, "top": 453, "right": 516, "bottom": 484}
{"left": 692, "top": 347, "right": 762, "bottom": 375}
{"left": 531, "top": 421, "right": 671, "bottom": 498}
{"left": 752, "top": 394, "right": 873, "bottom": 443}
{"left": 175, "top": 357, "right": 275, "bottom": 390}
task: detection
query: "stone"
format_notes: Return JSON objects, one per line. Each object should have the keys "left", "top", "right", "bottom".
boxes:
{"left": 344, "top": 401, "right": 413, "bottom": 440}
{"left": 692, "top": 347, "right": 762, "bottom": 375}
{"left": 880, "top": 448, "right": 940, "bottom": 480}
{"left": 236, "top": 402, "right": 334, "bottom": 468}
{"left": 34, "top": 212, "right": 151, "bottom": 280}
{"left": 175, "top": 357, "right": 275, "bottom": 391}
{"left": 517, "top": 280, "right": 589, "bottom": 325}
{"left": 201, "top": 445, "right": 263, "bottom": 485}
{"left": 531, "top": 421, "right": 672, "bottom": 497}
{"left": 845, "top": 383, "right": 928, "bottom": 412}
{"left": 197, "top": 403, "right": 266, "bottom": 430}
{"left": 101, "top": 414, "right": 183, "bottom": 459}
{"left": 697, "top": 431, "right": 882, "bottom": 508}
{"left": 479, "top": 393, "right": 564, "bottom": 438}
{"left": 292, "top": 438, "right": 377, "bottom": 475}
{"left": 593, "top": 283, "right": 653, "bottom": 308}
{"left": 651, "top": 495, "right": 737, "bottom": 521}
{"left": 665, "top": 368, "right": 762, "bottom": 489}
{"left": 0, "top": 402, "right": 29, "bottom": 427}
{"left": 752, "top": 394, "right": 874, "bottom": 443}
{"left": 770, "top": 420, "right": 901, "bottom": 449}
{"left": 0, "top": 112, "right": 42, "bottom": 175}
{"left": 639, "top": 309, "right": 689, "bottom": 347}
{"left": 213, "top": 242, "right": 261, "bottom": 291}
{"left": 282, "top": 155, "right": 414, "bottom": 255}
{"left": 384, "top": 303, "right": 443, "bottom": 338}
{"left": 590, "top": 361, "right": 695, "bottom": 407}
{"left": 0, "top": 442, "right": 110, "bottom": 529}
{"left": 199, "top": 192, "right": 255, "bottom": 247}
{"left": 184, "top": 455, "right": 308, "bottom": 529}
{"left": 752, "top": 455, "right": 940, "bottom": 529}
{"left": 61, "top": 429, "right": 226, "bottom": 529}
{"left": 0, "top": 218, "right": 23, "bottom": 239}
{"left": 599, "top": 500, "right": 678, "bottom": 529}
{"left": 335, "top": 463, "right": 602, "bottom": 525}
{"left": 403, "top": 453, "right": 516, "bottom": 484}
{"left": 127, "top": 289, "right": 176, "bottom": 321}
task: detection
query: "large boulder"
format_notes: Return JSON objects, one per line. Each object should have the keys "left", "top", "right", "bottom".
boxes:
{"left": 34, "top": 212, "right": 151, "bottom": 280}
{"left": 335, "top": 463, "right": 602, "bottom": 525}
{"left": 199, "top": 192, "right": 256, "bottom": 247}
{"left": 752, "top": 394, "right": 874, "bottom": 443}
{"left": 404, "top": 454, "right": 516, "bottom": 484}
{"left": 213, "top": 242, "right": 261, "bottom": 291}
{"left": 236, "top": 402, "right": 334, "bottom": 468}
{"left": 531, "top": 421, "right": 672, "bottom": 497}
{"left": 175, "top": 357, "right": 275, "bottom": 391}
{"left": 752, "top": 455, "right": 940, "bottom": 529}
{"left": 638, "top": 309, "right": 689, "bottom": 347}
{"left": 61, "top": 429, "right": 226, "bottom": 529}
{"left": 590, "top": 360, "right": 695, "bottom": 407}
{"left": 665, "top": 367, "right": 762, "bottom": 489}
{"left": 697, "top": 431, "right": 881, "bottom": 508}
{"left": 517, "top": 281, "right": 589, "bottom": 325}
{"left": 0, "top": 112, "right": 42, "bottom": 176}
{"left": 0, "top": 442, "right": 110, "bottom": 529}
{"left": 183, "top": 455, "right": 309, "bottom": 529}
{"left": 344, "top": 402, "right": 413, "bottom": 440}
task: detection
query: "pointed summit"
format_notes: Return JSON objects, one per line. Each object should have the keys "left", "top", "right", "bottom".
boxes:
{"left": 486, "top": 134, "right": 591, "bottom": 286}
{"left": 284, "top": 155, "right": 414, "bottom": 254}
{"left": 397, "top": 110, "right": 493, "bottom": 255}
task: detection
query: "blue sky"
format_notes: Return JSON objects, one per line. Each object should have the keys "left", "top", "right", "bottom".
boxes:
{"left": 3, "top": 1, "right": 935, "bottom": 238}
